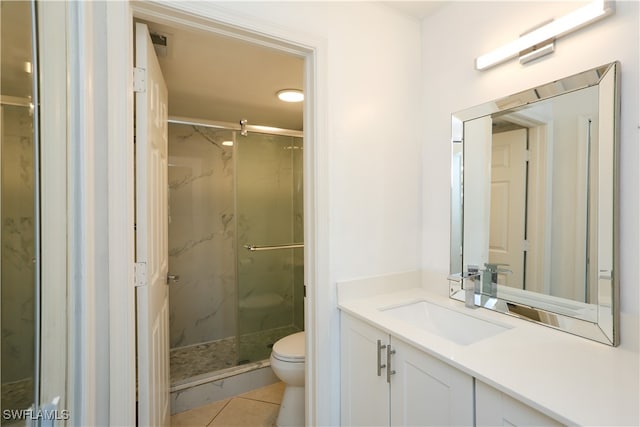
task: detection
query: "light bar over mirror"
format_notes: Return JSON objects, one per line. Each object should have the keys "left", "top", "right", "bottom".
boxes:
{"left": 476, "top": 1, "right": 615, "bottom": 70}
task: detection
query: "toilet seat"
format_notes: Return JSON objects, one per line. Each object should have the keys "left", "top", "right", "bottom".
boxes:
{"left": 272, "top": 353, "right": 304, "bottom": 363}
{"left": 272, "top": 331, "right": 305, "bottom": 363}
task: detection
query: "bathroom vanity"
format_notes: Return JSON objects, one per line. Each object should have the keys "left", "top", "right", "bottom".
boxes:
{"left": 337, "top": 62, "right": 637, "bottom": 426}
{"left": 341, "top": 313, "right": 474, "bottom": 426}
{"left": 337, "top": 271, "right": 639, "bottom": 426}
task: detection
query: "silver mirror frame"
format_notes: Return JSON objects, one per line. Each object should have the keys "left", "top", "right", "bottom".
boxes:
{"left": 449, "top": 62, "right": 620, "bottom": 346}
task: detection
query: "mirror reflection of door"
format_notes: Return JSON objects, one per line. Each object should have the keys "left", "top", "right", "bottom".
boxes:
{"left": 489, "top": 128, "right": 526, "bottom": 288}
{"left": 454, "top": 63, "right": 619, "bottom": 343}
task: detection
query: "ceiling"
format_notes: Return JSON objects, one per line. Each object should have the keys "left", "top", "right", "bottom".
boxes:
{"left": 139, "top": 19, "right": 304, "bottom": 131}
{"left": 3, "top": 2, "right": 441, "bottom": 130}
{"left": 139, "top": 3, "right": 446, "bottom": 133}
{"left": 382, "top": 1, "right": 446, "bottom": 19}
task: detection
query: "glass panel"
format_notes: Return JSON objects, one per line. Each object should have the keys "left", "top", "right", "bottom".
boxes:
{"left": 1, "top": 0, "right": 37, "bottom": 418}
{"left": 167, "top": 124, "right": 304, "bottom": 380}
{"left": 167, "top": 124, "right": 238, "bottom": 382}
{"left": 236, "top": 133, "right": 303, "bottom": 363}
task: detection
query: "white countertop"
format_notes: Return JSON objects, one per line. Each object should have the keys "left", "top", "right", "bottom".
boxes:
{"left": 337, "top": 273, "right": 639, "bottom": 426}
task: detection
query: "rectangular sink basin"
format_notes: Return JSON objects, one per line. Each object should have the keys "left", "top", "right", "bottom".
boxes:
{"left": 381, "top": 300, "right": 511, "bottom": 345}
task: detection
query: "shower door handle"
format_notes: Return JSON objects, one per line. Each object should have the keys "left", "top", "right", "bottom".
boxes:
{"left": 167, "top": 274, "right": 180, "bottom": 284}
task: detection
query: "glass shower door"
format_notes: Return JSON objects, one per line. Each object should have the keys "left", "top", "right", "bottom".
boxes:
{"left": 1, "top": 0, "right": 38, "bottom": 420}
{"left": 236, "top": 133, "right": 303, "bottom": 363}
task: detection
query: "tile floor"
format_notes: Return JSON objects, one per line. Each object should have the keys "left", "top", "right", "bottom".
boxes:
{"left": 171, "top": 382, "right": 285, "bottom": 427}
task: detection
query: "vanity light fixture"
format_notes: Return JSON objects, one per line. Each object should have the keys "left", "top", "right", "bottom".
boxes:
{"left": 277, "top": 89, "right": 304, "bottom": 103}
{"left": 475, "top": 0, "right": 615, "bottom": 70}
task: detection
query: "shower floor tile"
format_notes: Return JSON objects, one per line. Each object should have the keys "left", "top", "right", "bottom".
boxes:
{"left": 170, "top": 337, "right": 237, "bottom": 383}
{"left": 170, "top": 326, "right": 302, "bottom": 385}
{"left": 1, "top": 377, "right": 33, "bottom": 414}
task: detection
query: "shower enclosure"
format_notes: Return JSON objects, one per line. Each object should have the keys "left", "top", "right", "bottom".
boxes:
{"left": 1, "top": 0, "right": 39, "bottom": 420}
{"left": 167, "top": 119, "right": 304, "bottom": 384}
{"left": 1, "top": 101, "right": 36, "bottom": 418}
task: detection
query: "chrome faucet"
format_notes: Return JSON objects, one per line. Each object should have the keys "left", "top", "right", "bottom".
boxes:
{"left": 462, "top": 266, "right": 481, "bottom": 308}
{"left": 461, "top": 263, "right": 511, "bottom": 308}
{"left": 482, "top": 263, "right": 511, "bottom": 297}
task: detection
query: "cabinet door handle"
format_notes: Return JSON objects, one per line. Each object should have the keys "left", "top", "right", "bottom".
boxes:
{"left": 377, "top": 339, "right": 387, "bottom": 376}
{"left": 386, "top": 345, "right": 396, "bottom": 383}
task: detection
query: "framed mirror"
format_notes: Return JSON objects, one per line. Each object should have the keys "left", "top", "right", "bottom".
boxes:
{"left": 449, "top": 62, "right": 620, "bottom": 346}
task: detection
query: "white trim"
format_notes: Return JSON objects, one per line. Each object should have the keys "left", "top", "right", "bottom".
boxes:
{"left": 105, "top": 2, "right": 331, "bottom": 424}
{"left": 575, "top": 116, "right": 592, "bottom": 301}
{"left": 303, "top": 37, "right": 331, "bottom": 427}
{"left": 542, "top": 124, "right": 555, "bottom": 295}
{"left": 525, "top": 126, "right": 550, "bottom": 295}
{"left": 131, "top": 2, "right": 308, "bottom": 56}
{"left": 67, "top": 1, "right": 97, "bottom": 423}
{"left": 106, "top": 2, "right": 137, "bottom": 425}
{"left": 38, "top": 0, "right": 69, "bottom": 411}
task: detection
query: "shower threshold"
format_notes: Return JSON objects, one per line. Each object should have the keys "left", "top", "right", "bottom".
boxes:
{"left": 170, "top": 359, "right": 272, "bottom": 393}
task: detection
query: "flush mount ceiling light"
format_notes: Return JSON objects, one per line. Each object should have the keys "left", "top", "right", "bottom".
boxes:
{"left": 277, "top": 89, "right": 304, "bottom": 103}
{"left": 475, "top": 0, "right": 615, "bottom": 70}
{"left": 222, "top": 140, "right": 234, "bottom": 147}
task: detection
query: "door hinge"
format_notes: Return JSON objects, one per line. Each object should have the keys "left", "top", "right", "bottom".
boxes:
{"left": 522, "top": 239, "right": 530, "bottom": 252}
{"left": 133, "top": 67, "right": 146, "bottom": 93}
{"left": 524, "top": 149, "right": 531, "bottom": 162}
{"left": 135, "top": 262, "right": 148, "bottom": 287}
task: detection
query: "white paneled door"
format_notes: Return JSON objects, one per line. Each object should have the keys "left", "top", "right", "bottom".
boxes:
{"left": 135, "top": 22, "right": 170, "bottom": 426}
{"left": 489, "top": 129, "right": 527, "bottom": 288}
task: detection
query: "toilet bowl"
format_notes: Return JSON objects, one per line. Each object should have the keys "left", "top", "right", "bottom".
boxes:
{"left": 270, "top": 331, "right": 305, "bottom": 427}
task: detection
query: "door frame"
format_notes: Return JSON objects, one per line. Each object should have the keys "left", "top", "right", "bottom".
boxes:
{"left": 104, "top": 1, "right": 329, "bottom": 425}
{"left": 38, "top": 0, "right": 69, "bottom": 413}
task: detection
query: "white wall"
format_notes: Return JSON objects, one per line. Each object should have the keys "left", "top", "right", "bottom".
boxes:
{"left": 422, "top": 1, "right": 639, "bottom": 350}
{"left": 71, "top": 1, "right": 638, "bottom": 424}
{"left": 213, "top": 1, "right": 424, "bottom": 277}
{"left": 205, "top": 2, "right": 423, "bottom": 424}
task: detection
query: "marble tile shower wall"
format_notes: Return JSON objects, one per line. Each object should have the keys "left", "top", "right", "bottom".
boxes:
{"left": 1, "top": 106, "right": 35, "bottom": 384}
{"left": 168, "top": 124, "right": 236, "bottom": 349}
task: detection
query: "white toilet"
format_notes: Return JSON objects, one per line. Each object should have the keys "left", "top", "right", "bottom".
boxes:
{"left": 270, "top": 331, "right": 305, "bottom": 427}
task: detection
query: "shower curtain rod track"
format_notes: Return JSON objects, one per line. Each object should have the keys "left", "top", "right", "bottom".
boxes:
{"left": 168, "top": 116, "right": 303, "bottom": 138}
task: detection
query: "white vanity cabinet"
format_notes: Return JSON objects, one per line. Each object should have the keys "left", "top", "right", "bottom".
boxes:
{"left": 475, "top": 380, "right": 562, "bottom": 426}
{"left": 340, "top": 314, "right": 390, "bottom": 426}
{"left": 340, "top": 314, "right": 474, "bottom": 426}
{"left": 390, "top": 337, "right": 474, "bottom": 425}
